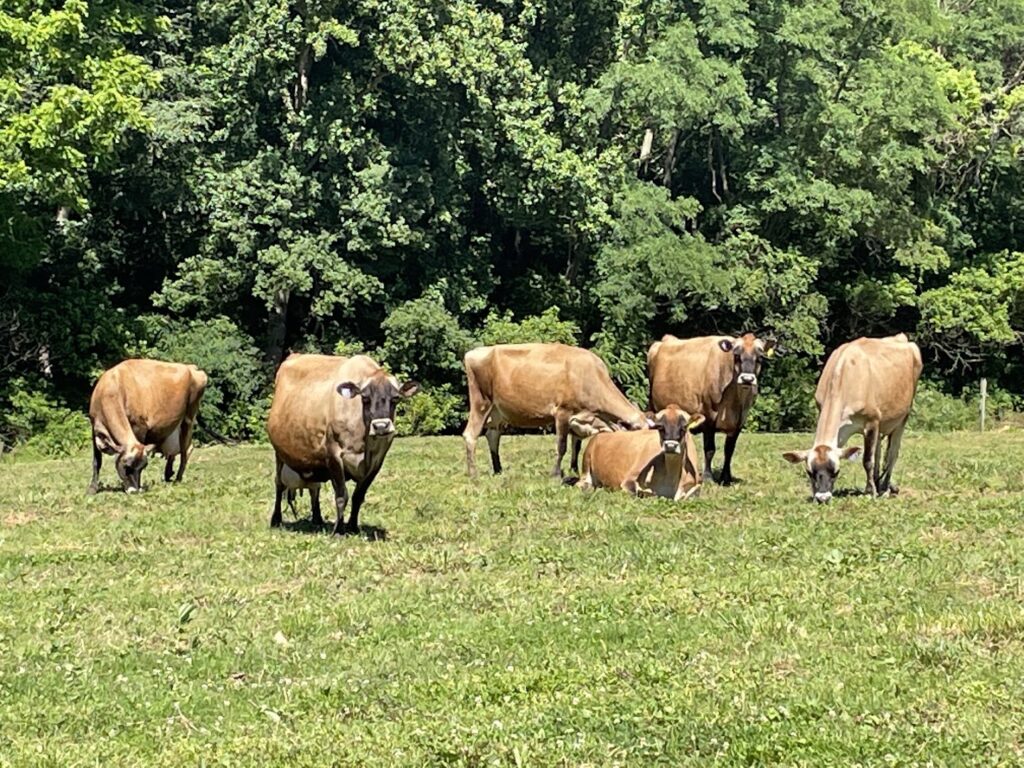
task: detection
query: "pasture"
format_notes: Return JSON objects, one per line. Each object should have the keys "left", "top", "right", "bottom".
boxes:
{"left": 2, "top": 432, "right": 1024, "bottom": 765}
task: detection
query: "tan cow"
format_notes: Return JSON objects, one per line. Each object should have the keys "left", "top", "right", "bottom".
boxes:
{"left": 266, "top": 353, "right": 418, "bottom": 535}
{"left": 648, "top": 333, "right": 775, "bottom": 485}
{"left": 88, "top": 359, "right": 208, "bottom": 493}
{"left": 783, "top": 334, "right": 922, "bottom": 503}
{"left": 575, "top": 405, "right": 705, "bottom": 499}
{"left": 463, "top": 343, "right": 647, "bottom": 478}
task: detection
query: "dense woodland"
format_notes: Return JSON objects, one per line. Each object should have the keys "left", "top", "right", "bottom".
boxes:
{"left": 2, "top": 0, "right": 1023, "bottom": 451}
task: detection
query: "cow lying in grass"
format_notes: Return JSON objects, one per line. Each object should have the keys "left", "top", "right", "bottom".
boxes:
{"left": 570, "top": 405, "right": 705, "bottom": 500}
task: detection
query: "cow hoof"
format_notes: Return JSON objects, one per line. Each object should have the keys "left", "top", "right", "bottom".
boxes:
{"left": 87, "top": 484, "right": 98, "bottom": 496}
{"left": 720, "top": 475, "right": 734, "bottom": 486}
{"left": 269, "top": 515, "right": 282, "bottom": 528}
{"left": 333, "top": 525, "right": 359, "bottom": 537}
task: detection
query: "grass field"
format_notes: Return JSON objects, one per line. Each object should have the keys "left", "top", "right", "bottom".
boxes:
{"left": 2, "top": 432, "right": 1024, "bottom": 766}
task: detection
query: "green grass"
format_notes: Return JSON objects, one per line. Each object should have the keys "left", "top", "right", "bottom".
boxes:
{"left": 2, "top": 432, "right": 1024, "bottom": 766}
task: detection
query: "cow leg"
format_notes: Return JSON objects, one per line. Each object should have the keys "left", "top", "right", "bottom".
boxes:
{"left": 862, "top": 425, "right": 879, "bottom": 497}
{"left": 878, "top": 419, "right": 908, "bottom": 496}
{"left": 88, "top": 440, "right": 102, "bottom": 495}
{"left": 702, "top": 428, "right": 717, "bottom": 483}
{"left": 570, "top": 435, "right": 582, "bottom": 474}
{"left": 327, "top": 459, "right": 351, "bottom": 536}
{"left": 175, "top": 420, "right": 195, "bottom": 482}
{"left": 164, "top": 455, "right": 175, "bottom": 483}
{"left": 486, "top": 427, "right": 503, "bottom": 474}
{"left": 270, "top": 457, "right": 285, "bottom": 528}
{"left": 463, "top": 361, "right": 493, "bottom": 478}
{"left": 720, "top": 432, "right": 739, "bottom": 485}
{"left": 310, "top": 485, "right": 323, "bottom": 528}
{"left": 348, "top": 466, "right": 383, "bottom": 535}
{"left": 551, "top": 410, "right": 570, "bottom": 478}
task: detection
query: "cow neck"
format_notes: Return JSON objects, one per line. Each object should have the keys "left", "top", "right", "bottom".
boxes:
{"left": 812, "top": 357, "right": 853, "bottom": 448}
{"left": 595, "top": 388, "right": 639, "bottom": 425}
{"left": 721, "top": 381, "right": 756, "bottom": 416}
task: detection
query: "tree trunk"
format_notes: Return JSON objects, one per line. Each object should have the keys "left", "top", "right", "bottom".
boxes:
{"left": 265, "top": 288, "right": 290, "bottom": 366}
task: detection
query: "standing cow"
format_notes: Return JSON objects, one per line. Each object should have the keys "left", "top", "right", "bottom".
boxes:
{"left": 266, "top": 353, "right": 418, "bottom": 535}
{"left": 574, "top": 405, "right": 705, "bottom": 499}
{"left": 647, "top": 333, "right": 775, "bottom": 485}
{"left": 88, "top": 359, "right": 208, "bottom": 493}
{"left": 463, "top": 343, "right": 647, "bottom": 478}
{"left": 783, "top": 334, "right": 922, "bottom": 503}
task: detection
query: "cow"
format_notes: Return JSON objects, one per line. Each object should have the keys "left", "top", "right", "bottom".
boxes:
{"left": 462, "top": 343, "right": 647, "bottom": 478}
{"left": 783, "top": 334, "right": 922, "bottom": 503}
{"left": 266, "top": 353, "right": 418, "bottom": 535}
{"left": 88, "top": 359, "right": 208, "bottom": 493}
{"left": 573, "top": 405, "right": 705, "bottom": 499}
{"left": 647, "top": 333, "right": 775, "bottom": 485}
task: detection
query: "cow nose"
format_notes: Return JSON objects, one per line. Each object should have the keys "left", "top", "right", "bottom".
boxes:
{"left": 813, "top": 491, "right": 832, "bottom": 503}
{"left": 370, "top": 419, "right": 394, "bottom": 436}
{"left": 738, "top": 373, "right": 757, "bottom": 386}
{"left": 663, "top": 440, "right": 681, "bottom": 454}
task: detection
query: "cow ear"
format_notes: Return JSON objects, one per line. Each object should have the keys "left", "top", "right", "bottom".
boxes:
{"left": 645, "top": 418, "right": 657, "bottom": 429}
{"left": 337, "top": 381, "right": 361, "bottom": 399}
{"left": 763, "top": 339, "right": 777, "bottom": 358}
{"left": 687, "top": 414, "right": 706, "bottom": 432}
{"left": 718, "top": 339, "right": 734, "bottom": 353}
{"left": 782, "top": 450, "right": 807, "bottom": 464}
{"left": 398, "top": 380, "right": 420, "bottom": 398}
{"left": 840, "top": 446, "right": 860, "bottom": 461}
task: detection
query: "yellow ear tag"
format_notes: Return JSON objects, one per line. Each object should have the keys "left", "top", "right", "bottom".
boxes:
{"left": 765, "top": 347, "right": 775, "bottom": 358}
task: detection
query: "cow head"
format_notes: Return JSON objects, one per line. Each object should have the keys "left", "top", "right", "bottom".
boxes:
{"left": 647, "top": 405, "right": 706, "bottom": 455}
{"left": 568, "top": 411, "right": 613, "bottom": 439}
{"left": 116, "top": 443, "right": 152, "bottom": 493}
{"left": 718, "top": 333, "right": 776, "bottom": 389}
{"left": 338, "top": 374, "right": 419, "bottom": 438}
{"left": 782, "top": 445, "right": 861, "bottom": 503}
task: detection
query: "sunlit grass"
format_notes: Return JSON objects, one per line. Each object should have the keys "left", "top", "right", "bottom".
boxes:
{"left": 2, "top": 431, "right": 1024, "bottom": 765}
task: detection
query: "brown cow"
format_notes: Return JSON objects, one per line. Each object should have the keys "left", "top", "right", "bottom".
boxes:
{"left": 266, "top": 353, "right": 418, "bottom": 535}
{"left": 463, "top": 343, "right": 647, "bottom": 478}
{"left": 88, "top": 359, "right": 208, "bottom": 493}
{"left": 575, "top": 405, "right": 705, "bottom": 499}
{"left": 783, "top": 334, "right": 922, "bottom": 503}
{"left": 647, "top": 333, "right": 775, "bottom": 485}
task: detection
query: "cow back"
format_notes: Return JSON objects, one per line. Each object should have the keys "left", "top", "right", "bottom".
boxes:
{"left": 469, "top": 343, "right": 638, "bottom": 427}
{"left": 648, "top": 336, "right": 733, "bottom": 416}
{"left": 90, "top": 359, "right": 197, "bottom": 447}
{"left": 267, "top": 354, "right": 349, "bottom": 472}
{"left": 816, "top": 336, "right": 922, "bottom": 424}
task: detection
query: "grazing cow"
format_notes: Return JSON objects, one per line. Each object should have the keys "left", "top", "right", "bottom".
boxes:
{"left": 647, "top": 333, "right": 775, "bottom": 485}
{"left": 463, "top": 343, "right": 647, "bottom": 478}
{"left": 88, "top": 359, "right": 208, "bottom": 493}
{"left": 266, "top": 353, "right": 418, "bottom": 535}
{"left": 574, "top": 405, "right": 705, "bottom": 499}
{"left": 783, "top": 334, "right": 922, "bottom": 503}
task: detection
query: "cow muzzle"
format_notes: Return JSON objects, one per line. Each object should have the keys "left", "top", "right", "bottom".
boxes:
{"left": 663, "top": 440, "right": 681, "bottom": 454}
{"left": 370, "top": 419, "right": 395, "bottom": 436}
{"left": 813, "top": 491, "right": 832, "bottom": 504}
{"left": 737, "top": 373, "right": 757, "bottom": 387}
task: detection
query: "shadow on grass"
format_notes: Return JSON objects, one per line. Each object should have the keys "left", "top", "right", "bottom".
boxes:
{"left": 281, "top": 517, "right": 389, "bottom": 542}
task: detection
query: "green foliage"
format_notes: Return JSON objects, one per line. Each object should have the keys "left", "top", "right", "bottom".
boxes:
{"left": 2, "top": 379, "right": 90, "bottom": 457}
{"left": 395, "top": 385, "right": 464, "bottom": 436}
{"left": 478, "top": 307, "right": 580, "bottom": 346}
{"left": 135, "top": 316, "right": 268, "bottom": 440}
{"left": 2, "top": 0, "right": 1024, "bottom": 441}
{"left": 379, "top": 284, "right": 473, "bottom": 385}
{"left": 911, "top": 381, "right": 1021, "bottom": 433}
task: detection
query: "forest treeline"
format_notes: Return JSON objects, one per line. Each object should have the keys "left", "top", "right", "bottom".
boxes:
{"left": 2, "top": 0, "right": 1023, "bottom": 452}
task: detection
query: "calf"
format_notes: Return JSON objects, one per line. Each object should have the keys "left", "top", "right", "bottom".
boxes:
{"left": 575, "top": 405, "right": 705, "bottom": 499}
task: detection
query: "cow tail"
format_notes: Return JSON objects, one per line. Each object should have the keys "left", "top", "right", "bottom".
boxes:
{"left": 195, "top": 414, "right": 238, "bottom": 445}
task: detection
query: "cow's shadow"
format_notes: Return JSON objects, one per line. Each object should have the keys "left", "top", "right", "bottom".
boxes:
{"left": 282, "top": 517, "right": 388, "bottom": 542}
{"left": 87, "top": 483, "right": 149, "bottom": 495}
